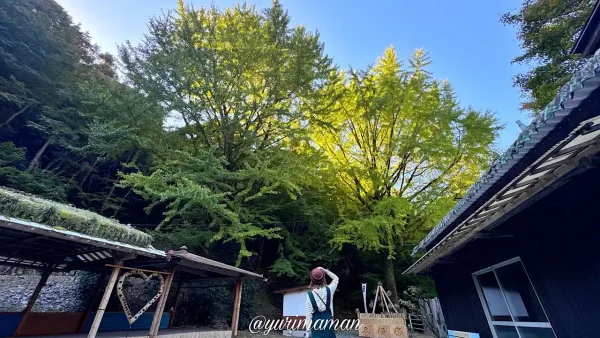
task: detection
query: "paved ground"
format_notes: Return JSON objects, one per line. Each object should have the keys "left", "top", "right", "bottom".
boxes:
{"left": 238, "top": 330, "right": 433, "bottom": 338}
{"left": 27, "top": 328, "right": 229, "bottom": 338}
{"left": 25, "top": 329, "right": 433, "bottom": 338}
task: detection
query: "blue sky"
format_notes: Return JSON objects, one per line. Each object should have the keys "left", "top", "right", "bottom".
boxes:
{"left": 56, "top": 0, "right": 531, "bottom": 149}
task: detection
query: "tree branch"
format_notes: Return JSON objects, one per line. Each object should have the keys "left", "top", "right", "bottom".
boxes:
{"left": 407, "top": 153, "right": 462, "bottom": 201}
{"left": 0, "top": 105, "right": 31, "bottom": 128}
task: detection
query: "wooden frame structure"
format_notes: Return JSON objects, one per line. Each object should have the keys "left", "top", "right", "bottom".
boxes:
{"left": 406, "top": 114, "right": 600, "bottom": 274}
{"left": 0, "top": 214, "right": 266, "bottom": 338}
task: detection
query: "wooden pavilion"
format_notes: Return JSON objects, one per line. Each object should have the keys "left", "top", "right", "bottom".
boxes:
{"left": 0, "top": 187, "right": 266, "bottom": 338}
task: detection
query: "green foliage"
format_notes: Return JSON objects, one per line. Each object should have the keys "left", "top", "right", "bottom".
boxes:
{"left": 122, "top": 148, "right": 330, "bottom": 265}
{"left": 118, "top": 0, "right": 335, "bottom": 266}
{"left": 0, "top": 0, "right": 121, "bottom": 205}
{"left": 0, "top": 142, "right": 25, "bottom": 166}
{"left": 501, "top": 0, "right": 595, "bottom": 112}
{"left": 311, "top": 47, "right": 500, "bottom": 300}
{"left": 79, "top": 76, "right": 166, "bottom": 162}
{"left": 119, "top": 0, "right": 333, "bottom": 169}
{"left": 331, "top": 198, "right": 419, "bottom": 259}
{"left": 0, "top": 0, "right": 102, "bottom": 168}
{"left": 310, "top": 47, "right": 500, "bottom": 212}
{"left": 149, "top": 225, "right": 214, "bottom": 255}
{"left": 0, "top": 142, "right": 67, "bottom": 201}
{"left": 317, "top": 47, "right": 500, "bottom": 252}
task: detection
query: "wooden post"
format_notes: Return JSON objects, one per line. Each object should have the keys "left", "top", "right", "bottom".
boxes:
{"left": 87, "top": 261, "right": 122, "bottom": 338}
{"left": 168, "top": 282, "right": 183, "bottom": 328}
{"left": 372, "top": 286, "right": 379, "bottom": 314}
{"left": 231, "top": 278, "right": 243, "bottom": 336}
{"left": 14, "top": 267, "right": 52, "bottom": 336}
{"left": 77, "top": 271, "right": 108, "bottom": 333}
{"left": 150, "top": 268, "right": 176, "bottom": 337}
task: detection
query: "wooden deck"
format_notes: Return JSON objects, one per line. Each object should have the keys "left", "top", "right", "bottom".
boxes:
{"left": 25, "top": 328, "right": 232, "bottom": 338}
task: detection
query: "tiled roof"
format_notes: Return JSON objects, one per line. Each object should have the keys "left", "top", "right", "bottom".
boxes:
{"left": 414, "top": 50, "right": 600, "bottom": 255}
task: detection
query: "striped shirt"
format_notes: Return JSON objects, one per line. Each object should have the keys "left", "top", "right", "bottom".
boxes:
{"left": 305, "top": 269, "right": 339, "bottom": 335}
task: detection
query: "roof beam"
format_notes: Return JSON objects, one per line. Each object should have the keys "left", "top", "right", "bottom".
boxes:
{"left": 48, "top": 247, "right": 106, "bottom": 258}
{"left": 169, "top": 264, "right": 210, "bottom": 278}
{"left": 405, "top": 140, "right": 600, "bottom": 274}
{"left": 175, "top": 259, "right": 239, "bottom": 277}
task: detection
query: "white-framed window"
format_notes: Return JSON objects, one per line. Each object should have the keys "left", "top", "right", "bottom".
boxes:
{"left": 472, "top": 257, "right": 556, "bottom": 338}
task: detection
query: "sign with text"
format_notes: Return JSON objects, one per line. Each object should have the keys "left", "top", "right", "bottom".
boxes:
{"left": 448, "top": 330, "right": 480, "bottom": 338}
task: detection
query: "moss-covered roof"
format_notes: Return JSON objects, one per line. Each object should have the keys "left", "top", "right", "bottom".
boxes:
{"left": 0, "top": 187, "right": 152, "bottom": 247}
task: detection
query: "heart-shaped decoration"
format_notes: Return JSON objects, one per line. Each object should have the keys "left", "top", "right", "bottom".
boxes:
{"left": 116, "top": 270, "right": 165, "bottom": 325}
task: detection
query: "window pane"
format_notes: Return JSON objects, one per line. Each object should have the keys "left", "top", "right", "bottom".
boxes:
{"left": 494, "top": 325, "right": 520, "bottom": 338}
{"left": 517, "top": 326, "right": 555, "bottom": 338}
{"left": 477, "top": 272, "right": 512, "bottom": 321}
{"left": 495, "top": 263, "right": 548, "bottom": 322}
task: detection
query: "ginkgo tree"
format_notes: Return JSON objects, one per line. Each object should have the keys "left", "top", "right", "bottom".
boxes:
{"left": 309, "top": 47, "right": 501, "bottom": 301}
{"left": 119, "top": 0, "right": 335, "bottom": 265}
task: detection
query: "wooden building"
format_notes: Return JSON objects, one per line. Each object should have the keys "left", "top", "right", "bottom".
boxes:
{"left": 404, "top": 2, "right": 600, "bottom": 338}
{"left": 0, "top": 187, "right": 266, "bottom": 338}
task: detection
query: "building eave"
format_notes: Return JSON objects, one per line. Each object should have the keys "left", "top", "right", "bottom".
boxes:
{"left": 273, "top": 285, "right": 310, "bottom": 294}
{"left": 571, "top": 0, "right": 600, "bottom": 56}
{"left": 167, "top": 249, "right": 267, "bottom": 281}
{"left": 406, "top": 50, "right": 600, "bottom": 274}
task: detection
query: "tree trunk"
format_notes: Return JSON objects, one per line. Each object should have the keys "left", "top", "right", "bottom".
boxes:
{"left": 383, "top": 257, "right": 399, "bottom": 304}
{"left": 101, "top": 183, "right": 117, "bottom": 212}
{"left": 256, "top": 238, "right": 265, "bottom": 270}
{"left": 27, "top": 135, "right": 55, "bottom": 172}
{"left": 113, "top": 187, "right": 132, "bottom": 218}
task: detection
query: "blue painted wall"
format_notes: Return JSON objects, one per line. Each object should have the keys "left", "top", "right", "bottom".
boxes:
{"left": 83, "top": 312, "right": 171, "bottom": 332}
{"left": 0, "top": 313, "right": 22, "bottom": 337}
{"left": 0, "top": 312, "right": 170, "bottom": 337}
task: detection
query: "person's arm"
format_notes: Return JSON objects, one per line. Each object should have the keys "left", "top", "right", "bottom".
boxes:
{"left": 305, "top": 293, "right": 313, "bottom": 337}
{"left": 324, "top": 268, "right": 339, "bottom": 293}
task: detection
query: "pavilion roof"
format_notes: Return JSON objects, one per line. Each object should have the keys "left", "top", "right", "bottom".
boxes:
{"left": 0, "top": 187, "right": 152, "bottom": 247}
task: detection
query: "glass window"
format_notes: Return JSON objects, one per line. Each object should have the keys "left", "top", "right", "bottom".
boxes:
{"left": 517, "top": 327, "right": 555, "bottom": 338}
{"left": 473, "top": 259, "right": 555, "bottom": 338}
{"left": 495, "top": 263, "right": 548, "bottom": 323}
{"left": 494, "top": 325, "right": 520, "bottom": 338}
{"left": 476, "top": 272, "right": 512, "bottom": 321}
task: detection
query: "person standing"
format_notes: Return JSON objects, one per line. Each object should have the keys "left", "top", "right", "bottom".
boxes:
{"left": 305, "top": 267, "right": 339, "bottom": 338}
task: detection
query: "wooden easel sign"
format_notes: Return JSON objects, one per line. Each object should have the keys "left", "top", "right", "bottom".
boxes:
{"left": 448, "top": 330, "right": 480, "bottom": 338}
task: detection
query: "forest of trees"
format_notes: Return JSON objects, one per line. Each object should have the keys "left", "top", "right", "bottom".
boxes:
{"left": 2, "top": 0, "right": 585, "bottom": 311}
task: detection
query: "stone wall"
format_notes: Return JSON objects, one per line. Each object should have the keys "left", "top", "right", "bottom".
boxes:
{"left": 0, "top": 266, "right": 168, "bottom": 314}
{"left": 0, "top": 267, "right": 101, "bottom": 313}
{"left": 419, "top": 298, "right": 447, "bottom": 338}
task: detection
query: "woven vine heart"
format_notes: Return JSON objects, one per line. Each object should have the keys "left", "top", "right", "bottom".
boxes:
{"left": 117, "top": 270, "right": 165, "bottom": 325}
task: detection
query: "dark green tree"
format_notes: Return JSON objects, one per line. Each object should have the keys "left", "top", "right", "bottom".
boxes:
{"left": 502, "top": 0, "right": 595, "bottom": 113}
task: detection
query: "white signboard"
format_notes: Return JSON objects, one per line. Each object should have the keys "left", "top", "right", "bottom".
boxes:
{"left": 361, "top": 283, "right": 367, "bottom": 313}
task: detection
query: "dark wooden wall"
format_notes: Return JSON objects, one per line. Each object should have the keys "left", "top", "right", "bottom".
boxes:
{"left": 431, "top": 168, "right": 600, "bottom": 338}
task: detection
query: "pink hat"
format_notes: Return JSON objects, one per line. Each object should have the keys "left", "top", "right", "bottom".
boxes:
{"left": 310, "top": 268, "right": 325, "bottom": 285}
